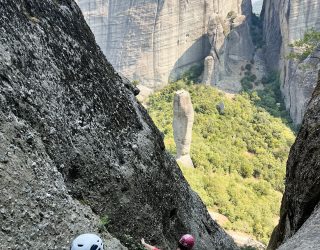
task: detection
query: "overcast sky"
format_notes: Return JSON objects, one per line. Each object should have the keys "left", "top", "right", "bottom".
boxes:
{"left": 252, "top": 0, "right": 263, "bottom": 14}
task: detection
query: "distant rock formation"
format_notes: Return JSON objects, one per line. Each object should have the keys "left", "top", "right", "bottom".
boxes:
{"left": 0, "top": 1, "right": 238, "bottom": 249}
{"left": 76, "top": 0, "right": 253, "bottom": 91}
{"left": 262, "top": 0, "right": 320, "bottom": 124}
{"left": 206, "top": 4, "right": 256, "bottom": 92}
{"left": 284, "top": 47, "right": 320, "bottom": 124}
{"left": 173, "top": 90, "right": 194, "bottom": 168}
{"left": 268, "top": 71, "right": 320, "bottom": 249}
{"left": 203, "top": 55, "right": 214, "bottom": 85}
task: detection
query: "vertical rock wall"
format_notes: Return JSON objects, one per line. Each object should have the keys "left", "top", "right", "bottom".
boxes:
{"left": 262, "top": 0, "right": 320, "bottom": 124}
{"left": 203, "top": 0, "right": 255, "bottom": 92}
{"left": 283, "top": 47, "right": 320, "bottom": 124}
{"left": 208, "top": 11, "right": 255, "bottom": 92}
{"left": 268, "top": 71, "right": 320, "bottom": 249}
{"left": 75, "top": 0, "right": 252, "bottom": 91}
{"left": 261, "top": 0, "right": 282, "bottom": 71}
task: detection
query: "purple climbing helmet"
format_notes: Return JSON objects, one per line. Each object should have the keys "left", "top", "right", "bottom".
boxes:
{"left": 179, "top": 234, "right": 195, "bottom": 249}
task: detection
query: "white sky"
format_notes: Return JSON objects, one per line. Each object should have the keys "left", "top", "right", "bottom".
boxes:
{"left": 252, "top": 0, "right": 263, "bottom": 14}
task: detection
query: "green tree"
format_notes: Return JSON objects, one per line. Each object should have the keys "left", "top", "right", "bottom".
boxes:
{"left": 288, "top": 28, "right": 320, "bottom": 60}
{"left": 147, "top": 81, "right": 295, "bottom": 244}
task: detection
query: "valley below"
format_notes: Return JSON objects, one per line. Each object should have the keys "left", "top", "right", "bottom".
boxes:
{"left": 1, "top": 0, "right": 320, "bottom": 249}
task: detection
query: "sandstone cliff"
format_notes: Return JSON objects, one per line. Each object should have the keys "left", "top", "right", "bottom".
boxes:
{"left": 262, "top": 0, "right": 320, "bottom": 124}
{"left": 208, "top": 9, "right": 255, "bottom": 92}
{"left": 268, "top": 71, "right": 320, "bottom": 249}
{"left": 0, "top": 0, "right": 238, "bottom": 249}
{"left": 75, "top": 0, "right": 253, "bottom": 92}
{"left": 283, "top": 47, "right": 320, "bottom": 125}
{"left": 76, "top": 0, "right": 319, "bottom": 124}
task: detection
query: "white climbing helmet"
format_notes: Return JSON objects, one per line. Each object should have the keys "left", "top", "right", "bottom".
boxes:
{"left": 70, "top": 233, "right": 104, "bottom": 250}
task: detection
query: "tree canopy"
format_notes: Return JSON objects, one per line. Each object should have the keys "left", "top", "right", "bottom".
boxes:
{"left": 147, "top": 81, "right": 295, "bottom": 244}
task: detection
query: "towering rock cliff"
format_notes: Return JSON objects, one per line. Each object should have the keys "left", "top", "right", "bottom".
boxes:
{"left": 77, "top": 0, "right": 319, "bottom": 124}
{"left": 0, "top": 0, "right": 238, "bottom": 249}
{"left": 268, "top": 71, "right": 320, "bottom": 249}
{"left": 283, "top": 46, "right": 320, "bottom": 125}
{"left": 261, "top": 0, "right": 282, "bottom": 71}
{"left": 262, "top": 0, "right": 320, "bottom": 124}
{"left": 206, "top": 1, "right": 255, "bottom": 92}
{"left": 75, "top": 0, "right": 253, "bottom": 92}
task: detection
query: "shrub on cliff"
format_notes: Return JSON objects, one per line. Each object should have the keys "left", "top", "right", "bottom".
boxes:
{"left": 288, "top": 28, "right": 320, "bottom": 61}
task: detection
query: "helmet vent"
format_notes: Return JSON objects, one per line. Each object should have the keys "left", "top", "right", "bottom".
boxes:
{"left": 77, "top": 245, "right": 84, "bottom": 247}
{"left": 90, "top": 245, "right": 98, "bottom": 250}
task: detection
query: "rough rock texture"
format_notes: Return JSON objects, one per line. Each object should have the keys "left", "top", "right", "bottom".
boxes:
{"left": 0, "top": 111, "right": 126, "bottom": 250}
{"left": 0, "top": 0, "right": 238, "bottom": 249}
{"left": 261, "top": 0, "right": 282, "bottom": 71}
{"left": 276, "top": 204, "right": 320, "bottom": 250}
{"left": 173, "top": 90, "right": 194, "bottom": 168}
{"left": 262, "top": 0, "right": 320, "bottom": 124}
{"left": 204, "top": 1, "right": 262, "bottom": 93}
{"left": 75, "top": 0, "right": 253, "bottom": 92}
{"left": 283, "top": 47, "right": 320, "bottom": 124}
{"left": 279, "top": 0, "right": 320, "bottom": 125}
{"left": 268, "top": 71, "right": 320, "bottom": 249}
{"left": 208, "top": 5, "right": 255, "bottom": 92}
{"left": 211, "top": 15, "right": 255, "bottom": 92}
{"left": 75, "top": 0, "right": 211, "bottom": 89}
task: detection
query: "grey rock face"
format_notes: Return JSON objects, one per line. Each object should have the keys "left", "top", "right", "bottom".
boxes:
{"left": 268, "top": 72, "right": 320, "bottom": 249}
{"left": 262, "top": 0, "right": 320, "bottom": 124}
{"left": 75, "top": 0, "right": 212, "bottom": 89}
{"left": 0, "top": 1, "right": 238, "bottom": 249}
{"left": 211, "top": 15, "right": 255, "bottom": 92}
{"left": 261, "top": 0, "right": 282, "bottom": 71}
{"left": 75, "top": 0, "right": 252, "bottom": 91}
{"left": 277, "top": 204, "right": 320, "bottom": 250}
{"left": 283, "top": 47, "right": 320, "bottom": 124}
{"left": 0, "top": 111, "right": 98, "bottom": 250}
{"left": 204, "top": 0, "right": 255, "bottom": 92}
{"left": 173, "top": 90, "right": 194, "bottom": 168}
{"left": 279, "top": 0, "right": 320, "bottom": 125}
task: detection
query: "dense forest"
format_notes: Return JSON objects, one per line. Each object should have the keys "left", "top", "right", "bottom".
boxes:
{"left": 147, "top": 81, "right": 295, "bottom": 244}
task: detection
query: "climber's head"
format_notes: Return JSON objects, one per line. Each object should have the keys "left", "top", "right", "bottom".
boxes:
{"left": 177, "top": 234, "right": 195, "bottom": 250}
{"left": 70, "top": 233, "right": 104, "bottom": 250}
